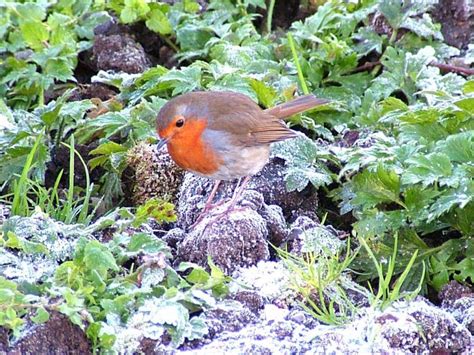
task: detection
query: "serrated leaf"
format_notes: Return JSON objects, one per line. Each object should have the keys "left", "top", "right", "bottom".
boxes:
{"left": 20, "top": 21, "right": 49, "bottom": 50}
{"left": 31, "top": 307, "right": 50, "bottom": 324}
{"left": 83, "top": 241, "right": 119, "bottom": 275}
{"left": 437, "top": 132, "right": 474, "bottom": 163}
{"left": 120, "top": 0, "right": 150, "bottom": 23}
{"left": 428, "top": 183, "right": 474, "bottom": 221}
{"left": 146, "top": 8, "right": 172, "bottom": 35}
{"left": 454, "top": 97, "right": 474, "bottom": 112}
{"left": 351, "top": 165, "right": 402, "bottom": 209}
{"left": 402, "top": 152, "right": 452, "bottom": 186}
{"left": 248, "top": 78, "right": 276, "bottom": 108}
{"left": 159, "top": 66, "right": 202, "bottom": 95}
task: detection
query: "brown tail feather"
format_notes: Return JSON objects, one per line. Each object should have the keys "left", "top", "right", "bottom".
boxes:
{"left": 264, "top": 95, "right": 329, "bottom": 120}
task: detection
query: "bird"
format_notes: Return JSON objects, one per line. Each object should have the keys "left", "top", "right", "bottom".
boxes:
{"left": 156, "top": 91, "right": 328, "bottom": 227}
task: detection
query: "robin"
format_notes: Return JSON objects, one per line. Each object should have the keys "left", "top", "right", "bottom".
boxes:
{"left": 156, "top": 91, "right": 328, "bottom": 226}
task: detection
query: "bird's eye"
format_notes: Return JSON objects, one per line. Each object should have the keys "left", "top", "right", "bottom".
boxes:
{"left": 176, "top": 118, "right": 185, "bottom": 128}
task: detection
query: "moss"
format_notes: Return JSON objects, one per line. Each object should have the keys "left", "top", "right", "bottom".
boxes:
{"left": 126, "top": 142, "right": 184, "bottom": 205}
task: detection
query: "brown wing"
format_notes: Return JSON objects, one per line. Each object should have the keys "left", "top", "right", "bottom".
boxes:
{"left": 187, "top": 91, "right": 297, "bottom": 146}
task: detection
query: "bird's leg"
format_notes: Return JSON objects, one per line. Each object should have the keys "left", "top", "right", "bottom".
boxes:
{"left": 192, "top": 177, "right": 252, "bottom": 230}
{"left": 190, "top": 180, "right": 222, "bottom": 229}
{"left": 203, "top": 176, "right": 252, "bottom": 230}
{"left": 226, "top": 176, "right": 251, "bottom": 211}
{"left": 203, "top": 179, "right": 222, "bottom": 211}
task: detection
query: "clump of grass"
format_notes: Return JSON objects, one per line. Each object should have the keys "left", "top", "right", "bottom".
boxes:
{"left": 359, "top": 234, "right": 426, "bottom": 310}
{"left": 277, "top": 239, "right": 363, "bottom": 325}
{"left": 278, "top": 233, "right": 426, "bottom": 325}
{"left": 6, "top": 135, "right": 97, "bottom": 225}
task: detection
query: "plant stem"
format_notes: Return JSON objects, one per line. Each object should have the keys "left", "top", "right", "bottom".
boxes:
{"left": 266, "top": 0, "right": 276, "bottom": 34}
{"left": 389, "top": 29, "right": 398, "bottom": 44}
{"left": 287, "top": 33, "right": 310, "bottom": 95}
{"left": 161, "top": 35, "right": 179, "bottom": 53}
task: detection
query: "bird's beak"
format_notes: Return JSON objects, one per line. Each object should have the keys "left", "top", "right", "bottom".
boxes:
{"left": 156, "top": 137, "right": 170, "bottom": 150}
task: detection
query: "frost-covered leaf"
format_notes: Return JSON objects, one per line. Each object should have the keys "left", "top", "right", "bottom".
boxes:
{"left": 402, "top": 152, "right": 452, "bottom": 186}
{"left": 83, "top": 241, "right": 120, "bottom": 275}
{"left": 428, "top": 182, "right": 473, "bottom": 221}
{"left": 273, "top": 136, "right": 333, "bottom": 192}
{"left": 350, "top": 165, "right": 401, "bottom": 209}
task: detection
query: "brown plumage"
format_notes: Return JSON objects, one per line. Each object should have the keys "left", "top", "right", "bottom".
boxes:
{"left": 156, "top": 90, "right": 329, "bottom": 226}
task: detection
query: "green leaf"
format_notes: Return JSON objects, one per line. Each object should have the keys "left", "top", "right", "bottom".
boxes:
{"left": 437, "top": 132, "right": 474, "bottom": 163}
{"left": 127, "top": 232, "right": 170, "bottom": 254}
{"left": 351, "top": 165, "right": 402, "bottom": 209}
{"left": 20, "top": 21, "right": 49, "bottom": 50}
{"left": 402, "top": 153, "right": 452, "bottom": 187}
{"left": 89, "top": 142, "right": 128, "bottom": 156}
{"left": 120, "top": 0, "right": 150, "bottom": 23}
{"left": 16, "top": 3, "right": 46, "bottom": 22}
{"left": 31, "top": 307, "right": 50, "bottom": 324}
{"left": 248, "top": 79, "right": 277, "bottom": 108}
{"left": 186, "top": 268, "right": 210, "bottom": 285}
{"left": 428, "top": 183, "right": 474, "bottom": 221}
{"left": 379, "top": 0, "right": 405, "bottom": 30}
{"left": 159, "top": 66, "right": 202, "bottom": 95}
{"left": 146, "top": 9, "right": 172, "bottom": 35}
{"left": 463, "top": 80, "right": 474, "bottom": 94}
{"left": 83, "top": 241, "right": 119, "bottom": 275}
{"left": 132, "top": 198, "right": 177, "bottom": 227}
{"left": 0, "top": 289, "right": 15, "bottom": 303}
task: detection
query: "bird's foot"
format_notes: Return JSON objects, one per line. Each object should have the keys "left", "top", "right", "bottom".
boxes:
{"left": 189, "top": 199, "right": 227, "bottom": 229}
{"left": 200, "top": 203, "right": 246, "bottom": 231}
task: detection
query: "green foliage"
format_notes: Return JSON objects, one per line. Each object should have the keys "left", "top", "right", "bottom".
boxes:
{"left": 273, "top": 136, "right": 335, "bottom": 192}
{"left": 336, "top": 80, "right": 474, "bottom": 287}
{"left": 0, "top": 2, "right": 110, "bottom": 109}
{"left": 277, "top": 240, "right": 363, "bottom": 325}
{"left": 5, "top": 135, "right": 96, "bottom": 225}
{"left": 358, "top": 234, "right": 426, "bottom": 309}
{"left": 0, "top": 276, "right": 49, "bottom": 337}
{"left": 0, "top": 210, "right": 229, "bottom": 351}
{"left": 1, "top": 0, "right": 473, "bottom": 350}
{"left": 132, "top": 197, "right": 177, "bottom": 227}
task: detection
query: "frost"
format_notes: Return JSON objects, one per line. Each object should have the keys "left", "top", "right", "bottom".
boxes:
{"left": 231, "top": 261, "right": 295, "bottom": 303}
{"left": 0, "top": 212, "right": 89, "bottom": 283}
{"left": 299, "top": 224, "right": 345, "bottom": 255}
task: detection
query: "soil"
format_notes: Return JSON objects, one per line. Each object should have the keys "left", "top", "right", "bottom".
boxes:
{"left": 44, "top": 141, "right": 104, "bottom": 190}
{"left": 431, "top": 0, "right": 474, "bottom": 49}
{"left": 0, "top": 311, "right": 91, "bottom": 354}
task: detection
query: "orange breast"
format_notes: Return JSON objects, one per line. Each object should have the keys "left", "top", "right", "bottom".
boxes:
{"left": 166, "top": 119, "right": 222, "bottom": 176}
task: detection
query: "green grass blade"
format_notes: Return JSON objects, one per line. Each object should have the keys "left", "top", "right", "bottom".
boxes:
{"left": 287, "top": 33, "right": 310, "bottom": 95}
